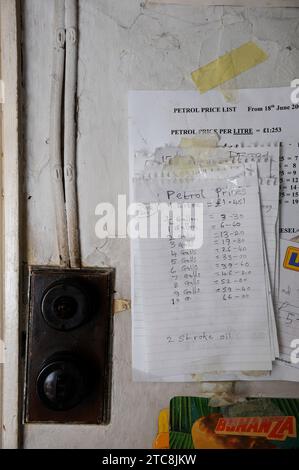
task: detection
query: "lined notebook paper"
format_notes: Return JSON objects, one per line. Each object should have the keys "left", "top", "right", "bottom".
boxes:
{"left": 132, "top": 163, "right": 274, "bottom": 380}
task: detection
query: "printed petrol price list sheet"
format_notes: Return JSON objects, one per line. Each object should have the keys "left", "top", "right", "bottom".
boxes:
{"left": 128, "top": 87, "right": 299, "bottom": 239}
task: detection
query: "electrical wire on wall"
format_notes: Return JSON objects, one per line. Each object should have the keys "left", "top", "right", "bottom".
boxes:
{"left": 50, "top": 0, "right": 69, "bottom": 267}
{"left": 50, "top": 0, "right": 81, "bottom": 268}
{"left": 64, "top": 0, "right": 81, "bottom": 268}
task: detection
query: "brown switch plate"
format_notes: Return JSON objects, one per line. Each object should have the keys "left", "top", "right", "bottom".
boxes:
{"left": 24, "top": 266, "right": 115, "bottom": 424}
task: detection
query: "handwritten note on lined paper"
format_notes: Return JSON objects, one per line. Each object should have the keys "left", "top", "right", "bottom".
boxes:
{"left": 132, "top": 168, "right": 273, "bottom": 380}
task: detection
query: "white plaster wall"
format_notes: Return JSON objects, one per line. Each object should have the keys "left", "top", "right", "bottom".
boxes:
{"left": 23, "top": 0, "right": 299, "bottom": 449}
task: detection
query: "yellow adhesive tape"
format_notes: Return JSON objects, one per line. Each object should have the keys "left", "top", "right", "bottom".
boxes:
{"left": 191, "top": 42, "right": 268, "bottom": 93}
{"left": 179, "top": 136, "right": 218, "bottom": 149}
{"left": 114, "top": 299, "right": 131, "bottom": 314}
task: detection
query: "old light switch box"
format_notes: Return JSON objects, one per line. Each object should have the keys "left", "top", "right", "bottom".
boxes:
{"left": 24, "top": 267, "right": 115, "bottom": 424}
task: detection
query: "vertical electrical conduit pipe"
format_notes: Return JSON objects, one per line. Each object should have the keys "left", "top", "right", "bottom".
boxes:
{"left": 64, "top": 0, "right": 81, "bottom": 268}
{"left": 50, "top": 0, "right": 70, "bottom": 266}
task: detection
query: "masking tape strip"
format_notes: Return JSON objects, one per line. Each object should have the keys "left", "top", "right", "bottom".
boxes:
{"left": 191, "top": 42, "right": 268, "bottom": 94}
{"left": 179, "top": 136, "right": 218, "bottom": 149}
{"left": 114, "top": 299, "right": 131, "bottom": 314}
{"left": 162, "top": 138, "right": 224, "bottom": 176}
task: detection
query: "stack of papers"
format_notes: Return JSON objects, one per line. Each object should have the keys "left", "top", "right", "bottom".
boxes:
{"left": 131, "top": 148, "right": 280, "bottom": 380}
{"left": 128, "top": 88, "right": 299, "bottom": 382}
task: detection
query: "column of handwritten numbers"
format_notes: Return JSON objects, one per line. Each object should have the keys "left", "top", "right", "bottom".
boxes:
{"left": 180, "top": 212, "right": 201, "bottom": 302}
{"left": 168, "top": 213, "right": 201, "bottom": 305}
{"left": 168, "top": 214, "right": 180, "bottom": 306}
{"left": 279, "top": 145, "right": 299, "bottom": 206}
{"left": 211, "top": 212, "right": 252, "bottom": 302}
{"left": 179, "top": 247, "right": 201, "bottom": 302}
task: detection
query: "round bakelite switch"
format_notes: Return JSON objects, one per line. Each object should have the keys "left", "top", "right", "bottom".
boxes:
{"left": 37, "top": 354, "right": 90, "bottom": 411}
{"left": 41, "top": 281, "right": 90, "bottom": 331}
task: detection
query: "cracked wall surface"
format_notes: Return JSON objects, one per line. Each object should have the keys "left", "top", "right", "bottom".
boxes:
{"left": 22, "top": 0, "right": 299, "bottom": 449}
